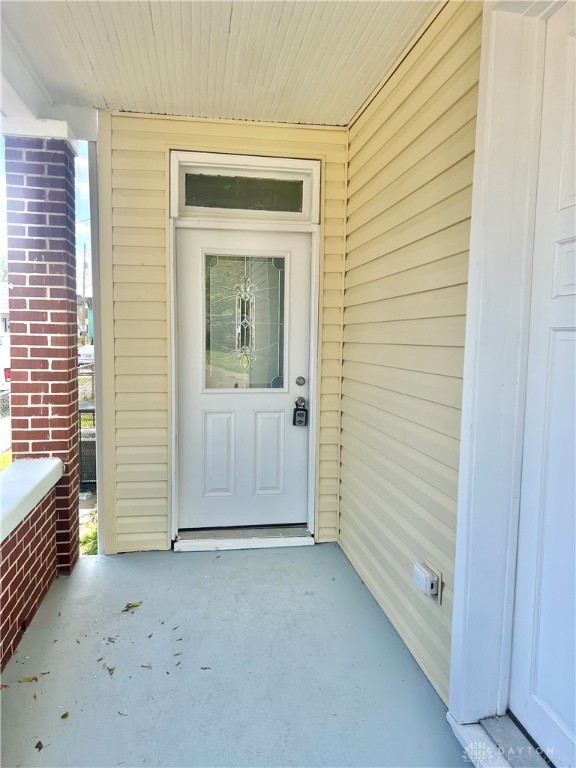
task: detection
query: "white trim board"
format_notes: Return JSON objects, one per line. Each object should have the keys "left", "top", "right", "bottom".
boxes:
{"left": 449, "top": 3, "right": 551, "bottom": 725}
{"left": 89, "top": 139, "right": 105, "bottom": 555}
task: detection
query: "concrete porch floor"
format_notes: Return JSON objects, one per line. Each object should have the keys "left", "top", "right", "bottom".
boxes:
{"left": 1, "top": 544, "right": 463, "bottom": 767}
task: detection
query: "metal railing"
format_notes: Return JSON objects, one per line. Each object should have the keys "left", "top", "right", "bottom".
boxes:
{"left": 78, "top": 365, "right": 96, "bottom": 490}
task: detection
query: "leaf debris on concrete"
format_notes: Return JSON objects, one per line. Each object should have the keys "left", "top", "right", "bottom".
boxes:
{"left": 19, "top": 676, "right": 38, "bottom": 684}
{"left": 60, "top": 712, "right": 69, "bottom": 720}
{"left": 173, "top": 652, "right": 182, "bottom": 657}
{"left": 141, "top": 663, "right": 152, "bottom": 669}
{"left": 121, "top": 601, "right": 143, "bottom": 613}
{"left": 200, "top": 667, "right": 211, "bottom": 671}
{"left": 107, "top": 667, "right": 116, "bottom": 676}
{"left": 35, "top": 740, "right": 44, "bottom": 751}
{"left": 118, "top": 711, "right": 128, "bottom": 717}
{"left": 0, "top": 684, "right": 9, "bottom": 689}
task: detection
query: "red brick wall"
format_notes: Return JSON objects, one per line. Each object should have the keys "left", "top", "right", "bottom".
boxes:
{"left": 0, "top": 489, "right": 58, "bottom": 670}
{"left": 5, "top": 136, "right": 79, "bottom": 573}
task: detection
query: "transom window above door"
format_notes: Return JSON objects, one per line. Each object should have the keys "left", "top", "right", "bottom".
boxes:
{"left": 171, "top": 151, "right": 320, "bottom": 224}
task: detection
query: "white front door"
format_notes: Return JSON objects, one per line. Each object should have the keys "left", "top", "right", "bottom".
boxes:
{"left": 176, "top": 228, "right": 312, "bottom": 529}
{"left": 509, "top": 4, "right": 576, "bottom": 765}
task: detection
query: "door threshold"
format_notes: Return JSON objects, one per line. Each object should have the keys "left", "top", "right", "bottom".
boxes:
{"left": 447, "top": 713, "right": 553, "bottom": 767}
{"left": 173, "top": 525, "right": 314, "bottom": 552}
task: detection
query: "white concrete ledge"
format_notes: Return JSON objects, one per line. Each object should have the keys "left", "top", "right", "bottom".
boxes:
{"left": 0, "top": 458, "right": 64, "bottom": 541}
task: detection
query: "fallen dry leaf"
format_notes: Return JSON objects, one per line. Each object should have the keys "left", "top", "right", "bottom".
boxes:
{"left": 121, "top": 601, "right": 142, "bottom": 613}
{"left": 61, "top": 712, "right": 69, "bottom": 720}
{"left": 107, "top": 667, "right": 116, "bottom": 677}
{"left": 40, "top": 671, "right": 50, "bottom": 676}
{"left": 0, "top": 684, "right": 9, "bottom": 689}
{"left": 35, "top": 741, "right": 43, "bottom": 751}
{"left": 97, "top": 657, "right": 104, "bottom": 662}
{"left": 18, "top": 676, "right": 38, "bottom": 684}
{"left": 173, "top": 652, "right": 182, "bottom": 657}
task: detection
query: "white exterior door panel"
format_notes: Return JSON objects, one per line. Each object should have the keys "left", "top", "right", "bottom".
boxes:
{"left": 510, "top": 5, "right": 576, "bottom": 766}
{"left": 176, "top": 228, "right": 311, "bottom": 529}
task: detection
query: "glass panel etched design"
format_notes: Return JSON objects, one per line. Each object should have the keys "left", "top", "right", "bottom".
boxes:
{"left": 205, "top": 254, "right": 285, "bottom": 389}
{"left": 186, "top": 174, "right": 303, "bottom": 212}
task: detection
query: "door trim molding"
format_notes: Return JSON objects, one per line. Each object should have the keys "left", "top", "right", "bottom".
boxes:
{"left": 169, "top": 153, "right": 321, "bottom": 541}
{"left": 449, "top": 2, "right": 553, "bottom": 725}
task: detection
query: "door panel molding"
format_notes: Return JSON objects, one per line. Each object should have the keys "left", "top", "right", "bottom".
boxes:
{"left": 203, "top": 411, "right": 235, "bottom": 497}
{"left": 253, "top": 410, "right": 285, "bottom": 496}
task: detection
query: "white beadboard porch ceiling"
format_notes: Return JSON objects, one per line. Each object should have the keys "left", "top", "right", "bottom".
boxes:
{"left": 1, "top": 1, "right": 439, "bottom": 126}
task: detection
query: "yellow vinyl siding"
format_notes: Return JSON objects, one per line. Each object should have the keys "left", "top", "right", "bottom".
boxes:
{"left": 100, "top": 113, "right": 347, "bottom": 552}
{"left": 340, "top": 1, "right": 482, "bottom": 701}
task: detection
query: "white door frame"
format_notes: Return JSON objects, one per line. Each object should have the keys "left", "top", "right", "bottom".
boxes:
{"left": 168, "top": 152, "right": 321, "bottom": 540}
{"left": 449, "top": 1, "right": 564, "bottom": 725}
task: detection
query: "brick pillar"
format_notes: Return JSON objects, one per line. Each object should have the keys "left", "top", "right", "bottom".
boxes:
{"left": 5, "top": 136, "right": 79, "bottom": 574}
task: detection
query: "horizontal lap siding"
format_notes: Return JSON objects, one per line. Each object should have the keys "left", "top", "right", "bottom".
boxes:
{"left": 101, "top": 113, "right": 346, "bottom": 552}
{"left": 340, "top": 1, "right": 481, "bottom": 701}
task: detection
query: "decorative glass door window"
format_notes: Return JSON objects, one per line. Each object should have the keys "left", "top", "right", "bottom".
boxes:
{"left": 205, "top": 254, "right": 285, "bottom": 389}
